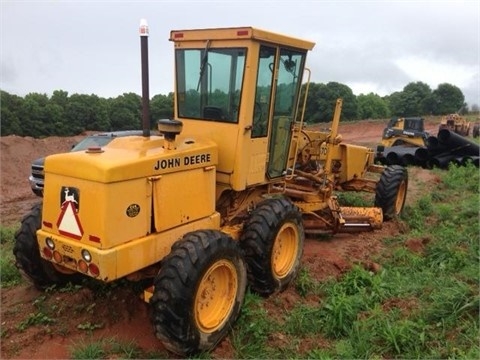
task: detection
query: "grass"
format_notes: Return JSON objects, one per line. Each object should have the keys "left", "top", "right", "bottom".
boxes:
{"left": 295, "top": 266, "right": 320, "bottom": 297}
{"left": 70, "top": 337, "right": 146, "bottom": 359}
{"left": 0, "top": 225, "right": 23, "bottom": 287}
{"left": 336, "top": 191, "right": 373, "bottom": 207}
{"left": 231, "top": 291, "right": 276, "bottom": 358}
{"left": 231, "top": 163, "right": 479, "bottom": 359}
{"left": 1, "top": 163, "right": 479, "bottom": 358}
{"left": 17, "top": 311, "right": 55, "bottom": 331}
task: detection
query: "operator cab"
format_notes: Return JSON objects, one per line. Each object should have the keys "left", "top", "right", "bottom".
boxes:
{"left": 170, "top": 27, "right": 315, "bottom": 191}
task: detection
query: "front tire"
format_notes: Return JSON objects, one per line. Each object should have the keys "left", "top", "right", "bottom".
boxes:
{"left": 13, "top": 203, "right": 81, "bottom": 290}
{"left": 150, "top": 230, "right": 247, "bottom": 356}
{"left": 240, "top": 197, "right": 305, "bottom": 296}
{"left": 374, "top": 165, "right": 408, "bottom": 220}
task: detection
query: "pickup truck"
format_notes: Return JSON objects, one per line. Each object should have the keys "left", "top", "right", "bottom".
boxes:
{"left": 29, "top": 130, "right": 144, "bottom": 197}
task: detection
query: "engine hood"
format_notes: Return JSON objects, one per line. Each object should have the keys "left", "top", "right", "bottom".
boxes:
{"left": 44, "top": 135, "right": 218, "bottom": 183}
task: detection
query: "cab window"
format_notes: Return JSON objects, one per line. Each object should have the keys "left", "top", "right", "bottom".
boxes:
{"left": 175, "top": 47, "right": 246, "bottom": 123}
{"left": 252, "top": 45, "right": 275, "bottom": 138}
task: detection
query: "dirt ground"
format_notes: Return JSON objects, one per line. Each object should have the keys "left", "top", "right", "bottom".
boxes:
{"left": 0, "top": 119, "right": 440, "bottom": 359}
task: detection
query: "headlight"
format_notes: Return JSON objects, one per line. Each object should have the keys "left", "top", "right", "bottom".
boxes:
{"left": 45, "top": 237, "right": 55, "bottom": 250}
{"left": 81, "top": 249, "right": 92, "bottom": 262}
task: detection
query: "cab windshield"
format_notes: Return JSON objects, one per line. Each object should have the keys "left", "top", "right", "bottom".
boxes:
{"left": 175, "top": 47, "right": 246, "bottom": 123}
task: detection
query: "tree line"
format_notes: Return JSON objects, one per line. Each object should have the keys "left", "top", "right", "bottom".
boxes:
{"left": 0, "top": 80, "right": 472, "bottom": 138}
{"left": 1, "top": 90, "right": 173, "bottom": 137}
{"left": 300, "top": 81, "right": 470, "bottom": 122}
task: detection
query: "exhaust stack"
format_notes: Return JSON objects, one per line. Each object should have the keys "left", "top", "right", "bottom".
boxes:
{"left": 140, "top": 18, "right": 150, "bottom": 137}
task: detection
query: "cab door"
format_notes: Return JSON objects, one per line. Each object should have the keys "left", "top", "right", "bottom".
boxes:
{"left": 247, "top": 45, "right": 307, "bottom": 183}
{"left": 246, "top": 45, "right": 274, "bottom": 185}
{"left": 267, "top": 48, "right": 307, "bottom": 178}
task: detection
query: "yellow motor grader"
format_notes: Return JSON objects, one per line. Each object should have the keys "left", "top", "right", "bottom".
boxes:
{"left": 14, "top": 24, "right": 407, "bottom": 355}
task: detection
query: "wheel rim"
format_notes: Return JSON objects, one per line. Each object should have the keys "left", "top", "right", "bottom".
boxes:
{"left": 271, "top": 222, "right": 299, "bottom": 279}
{"left": 194, "top": 259, "right": 238, "bottom": 333}
{"left": 395, "top": 180, "right": 407, "bottom": 214}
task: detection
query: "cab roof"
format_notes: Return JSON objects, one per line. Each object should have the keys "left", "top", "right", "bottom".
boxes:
{"left": 170, "top": 26, "right": 315, "bottom": 51}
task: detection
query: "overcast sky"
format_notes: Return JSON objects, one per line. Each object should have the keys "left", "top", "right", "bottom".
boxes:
{"left": 1, "top": 0, "right": 479, "bottom": 107}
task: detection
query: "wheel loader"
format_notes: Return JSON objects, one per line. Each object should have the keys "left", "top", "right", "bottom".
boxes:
{"left": 439, "top": 113, "right": 470, "bottom": 136}
{"left": 13, "top": 24, "right": 407, "bottom": 356}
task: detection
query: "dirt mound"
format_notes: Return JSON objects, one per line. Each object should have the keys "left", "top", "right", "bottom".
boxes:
{"left": 0, "top": 119, "right": 439, "bottom": 358}
{"left": 0, "top": 134, "right": 89, "bottom": 226}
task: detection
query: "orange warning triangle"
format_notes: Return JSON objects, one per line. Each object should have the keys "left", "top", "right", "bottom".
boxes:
{"left": 57, "top": 201, "right": 83, "bottom": 240}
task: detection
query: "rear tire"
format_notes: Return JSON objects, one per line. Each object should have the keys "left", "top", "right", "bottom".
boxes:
{"left": 13, "top": 203, "right": 81, "bottom": 290}
{"left": 473, "top": 124, "right": 480, "bottom": 138}
{"left": 374, "top": 165, "right": 408, "bottom": 220}
{"left": 240, "top": 197, "right": 304, "bottom": 296}
{"left": 151, "top": 230, "right": 247, "bottom": 356}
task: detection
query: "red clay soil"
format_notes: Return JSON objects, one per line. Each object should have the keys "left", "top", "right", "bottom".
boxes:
{"left": 0, "top": 118, "right": 441, "bottom": 359}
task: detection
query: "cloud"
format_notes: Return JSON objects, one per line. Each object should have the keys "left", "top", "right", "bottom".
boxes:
{"left": 1, "top": 0, "right": 479, "bottom": 106}
{"left": 395, "top": 56, "right": 478, "bottom": 87}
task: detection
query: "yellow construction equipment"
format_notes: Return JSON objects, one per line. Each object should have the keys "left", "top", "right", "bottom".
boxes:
{"left": 14, "top": 24, "right": 408, "bottom": 355}
{"left": 439, "top": 113, "right": 471, "bottom": 136}
{"left": 380, "top": 117, "right": 429, "bottom": 148}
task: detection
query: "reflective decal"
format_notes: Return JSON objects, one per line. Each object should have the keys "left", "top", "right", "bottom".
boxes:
{"left": 57, "top": 187, "right": 83, "bottom": 240}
